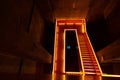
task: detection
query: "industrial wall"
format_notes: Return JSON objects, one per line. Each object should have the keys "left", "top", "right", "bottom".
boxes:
{"left": 0, "top": 0, "right": 51, "bottom": 80}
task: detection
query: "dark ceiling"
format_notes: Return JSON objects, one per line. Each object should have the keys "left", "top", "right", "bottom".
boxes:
{"left": 36, "top": 0, "right": 119, "bottom": 22}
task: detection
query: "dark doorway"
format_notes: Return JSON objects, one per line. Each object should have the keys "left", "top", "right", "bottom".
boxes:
{"left": 65, "top": 30, "right": 81, "bottom": 72}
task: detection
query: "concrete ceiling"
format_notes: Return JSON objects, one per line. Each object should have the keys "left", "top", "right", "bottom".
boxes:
{"left": 36, "top": 0, "right": 91, "bottom": 21}
{"left": 50, "top": 0, "right": 90, "bottom": 19}
{"left": 36, "top": 0, "right": 118, "bottom": 22}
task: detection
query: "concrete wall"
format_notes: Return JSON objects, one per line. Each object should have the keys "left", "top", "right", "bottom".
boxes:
{"left": 105, "top": 0, "right": 120, "bottom": 41}
{"left": 97, "top": 39, "right": 120, "bottom": 62}
{"left": 96, "top": 0, "right": 120, "bottom": 75}
{"left": 0, "top": 54, "right": 20, "bottom": 74}
{"left": 113, "top": 63, "right": 120, "bottom": 74}
{"left": 0, "top": 0, "right": 51, "bottom": 62}
{"left": 0, "top": 0, "right": 52, "bottom": 80}
{"left": 0, "top": 54, "right": 37, "bottom": 80}
{"left": 29, "top": 5, "right": 45, "bottom": 45}
{"left": 97, "top": 39, "right": 120, "bottom": 74}
{"left": 0, "top": 0, "right": 32, "bottom": 46}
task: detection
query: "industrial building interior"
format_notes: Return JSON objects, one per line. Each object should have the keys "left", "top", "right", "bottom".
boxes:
{"left": 0, "top": 0, "right": 120, "bottom": 80}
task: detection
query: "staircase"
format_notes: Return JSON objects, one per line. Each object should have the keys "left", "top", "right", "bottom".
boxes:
{"left": 78, "top": 33, "right": 102, "bottom": 80}
{"left": 53, "top": 19, "right": 102, "bottom": 80}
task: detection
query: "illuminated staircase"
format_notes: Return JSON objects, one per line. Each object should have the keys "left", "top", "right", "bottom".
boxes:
{"left": 78, "top": 33, "right": 102, "bottom": 79}
{"left": 52, "top": 19, "right": 102, "bottom": 80}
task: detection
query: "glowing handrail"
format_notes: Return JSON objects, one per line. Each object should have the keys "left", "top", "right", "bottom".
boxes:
{"left": 102, "top": 73, "right": 120, "bottom": 78}
{"left": 52, "top": 20, "right": 60, "bottom": 80}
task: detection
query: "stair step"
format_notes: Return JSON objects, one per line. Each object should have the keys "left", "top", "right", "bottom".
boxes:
{"left": 80, "top": 49, "right": 88, "bottom": 50}
{"left": 85, "top": 68, "right": 100, "bottom": 71}
{"left": 85, "top": 70, "right": 96, "bottom": 73}
{"left": 84, "top": 66, "right": 99, "bottom": 69}
{"left": 81, "top": 53, "right": 90, "bottom": 55}
{"left": 81, "top": 51, "right": 89, "bottom": 53}
{"left": 82, "top": 56, "right": 91, "bottom": 58}
{"left": 85, "top": 72, "right": 101, "bottom": 75}
{"left": 80, "top": 47, "right": 89, "bottom": 48}
{"left": 84, "top": 66, "right": 94, "bottom": 68}
{"left": 89, "top": 55, "right": 96, "bottom": 57}
{"left": 79, "top": 38, "right": 85, "bottom": 39}
{"left": 82, "top": 54, "right": 90, "bottom": 55}
{"left": 83, "top": 61, "right": 94, "bottom": 62}
{"left": 81, "top": 54, "right": 90, "bottom": 56}
{"left": 79, "top": 38, "right": 84, "bottom": 39}
{"left": 79, "top": 43, "right": 86, "bottom": 44}
{"left": 83, "top": 62, "right": 93, "bottom": 64}
{"left": 83, "top": 63, "right": 94, "bottom": 65}
{"left": 80, "top": 44, "right": 87, "bottom": 45}
{"left": 83, "top": 60, "right": 94, "bottom": 63}
{"left": 81, "top": 52, "right": 89, "bottom": 53}
{"left": 83, "top": 64, "right": 94, "bottom": 66}
{"left": 81, "top": 48, "right": 88, "bottom": 50}
{"left": 79, "top": 41, "right": 86, "bottom": 45}
{"left": 80, "top": 41, "right": 86, "bottom": 43}
{"left": 85, "top": 70, "right": 100, "bottom": 73}
{"left": 82, "top": 54, "right": 90, "bottom": 56}
{"left": 80, "top": 40, "right": 86, "bottom": 43}
{"left": 82, "top": 57, "right": 91, "bottom": 58}
{"left": 84, "top": 63, "right": 97, "bottom": 65}
{"left": 85, "top": 66, "right": 98, "bottom": 68}
{"left": 85, "top": 69, "right": 95, "bottom": 72}
{"left": 81, "top": 49, "right": 90, "bottom": 51}
{"left": 80, "top": 47, "right": 88, "bottom": 48}
{"left": 82, "top": 55, "right": 95, "bottom": 58}
{"left": 83, "top": 62, "right": 97, "bottom": 64}
{"left": 82, "top": 55, "right": 90, "bottom": 57}
{"left": 83, "top": 61, "right": 94, "bottom": 63}
{"left": 80, "top": 46, "right": 88, "bottom": 47}
{"left": 80, "top": 44, "right": 86, "bottom": 45}
{"left": 93, "top": 66, "right": 99, "bottom": 68}
{"left": 83, "top": 61, "right": 97, "bottom": 63}
{"left": 82, "top": 58, "right": 91, "bottom": 60}
{"left": 82, "top": 53, "right": 90, "bottom": 55}
{"left": 81, "top": 50, "right": 89, "bottom": 51}
{"left": 82, "top": 57, "right": 91, "bottom": 59}
{"left": 79, "top": 41, "right": 86, "bottom": 44}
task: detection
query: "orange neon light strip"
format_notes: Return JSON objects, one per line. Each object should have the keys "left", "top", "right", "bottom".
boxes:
{"left": 102, "top": 74, "right": 120, "bottom": 78}
{"left": 57, "top": 19, "right": 84, "bottom": 24}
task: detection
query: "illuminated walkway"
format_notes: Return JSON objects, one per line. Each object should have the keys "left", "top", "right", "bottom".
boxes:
{"left": 52, "top": 19, "right": 120, "bottom": 80}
